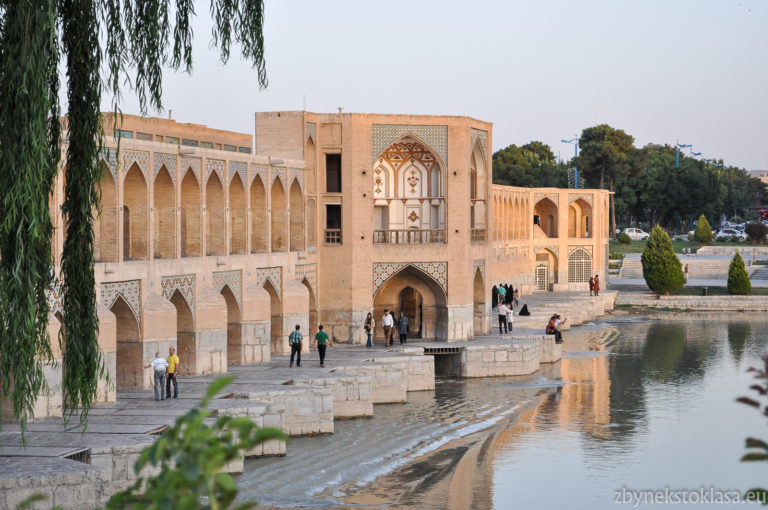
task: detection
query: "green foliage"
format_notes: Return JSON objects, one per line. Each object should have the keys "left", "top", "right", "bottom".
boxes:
{"left": 641, "top": 225, "right": 684, "bottom": 295}
{"left": 492, "top": 141, "right": 568, "bottom": 187}
{"left": 727, "top": 252, "right": 751, "bottom": 295}
{"left": 0, "top": 0, "right": 268, "bottom": 432}
{"left": 745, "top": 222, "right": 768, "bottom": 245}
{"left": 609, "top": 251, "right": 625, "bottom": 260}
{"left": 693, "top": 214, "right": 713, "bottom": 243}
{"left": 106, "top": 377, "right": 287, "bottom": 509}
{"left": 617, "top": 232, "right": 631, "bottom": 245}
{"left": 737, "top": 357, "right": 768, "bottom": 503}
{"left": 574, "top": 124, "right": 640, "bottom": 190}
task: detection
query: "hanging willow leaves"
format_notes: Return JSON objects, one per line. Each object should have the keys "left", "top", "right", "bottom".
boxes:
{"left": 0, "top": 0, "right": 267, "bottom": 432}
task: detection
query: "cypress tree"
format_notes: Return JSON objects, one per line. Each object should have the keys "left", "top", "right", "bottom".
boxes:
{"left": 728, "top": 251, "right": 751, "bottom": 295}
{"left": 642, "top": 225, "right": 685, "bottom": 294}
{"left": 693, "top": 214, "right": 713, "bottom": 243}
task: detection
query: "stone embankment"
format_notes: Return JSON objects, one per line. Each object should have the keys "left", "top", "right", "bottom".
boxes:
{"left": 0, "top": 291, "right": 615, "bottom": 510}
{"left": 616, "top": 292, "right": 768, "bottom": 311}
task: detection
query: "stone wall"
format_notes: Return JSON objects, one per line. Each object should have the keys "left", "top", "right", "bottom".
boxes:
{"left": 617, "top": 292, "right": 768, "bottom": 311}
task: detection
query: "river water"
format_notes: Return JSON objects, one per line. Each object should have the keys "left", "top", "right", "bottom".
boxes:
{"left": 238, "top": 313, "right": 768, "bottom": 509}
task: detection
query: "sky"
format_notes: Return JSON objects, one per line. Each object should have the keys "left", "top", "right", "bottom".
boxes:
{"left": 103, "top": 0, "right": 768, "bottom": 170}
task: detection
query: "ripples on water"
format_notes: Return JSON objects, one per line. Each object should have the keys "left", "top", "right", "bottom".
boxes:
{"left": 238, "top": 314, "right": 768, "bottom": 509}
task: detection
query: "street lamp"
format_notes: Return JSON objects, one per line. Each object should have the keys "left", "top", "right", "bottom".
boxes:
{"left": 690, "top": 151, "right": 701, "bottom": 158}
{"left": 562, "top": 136, "right": 579, "bottom": 189}
{"left": 676, "top": 140, "right": 692, "bottom": 167}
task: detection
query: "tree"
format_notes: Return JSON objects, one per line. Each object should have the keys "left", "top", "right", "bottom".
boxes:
{"left": 641, "top": 225, "right": 684, "bottom": 295}
{"left": 0, "top": 0, "right": 268, "bottom": 432}
{"left": 693, "top": 214, "right": 713, "bottom": 243}
{"left": 745, "top": 222, "right": 768, "bottom": 245}
{"left": 492, "top": 141, "right": 568, "bottom": 187}
{"left": 728, "top": 252, "right": 751, "bottom": 295}
{"left": 736, "top": 356, "right": 768, "bottom": 504}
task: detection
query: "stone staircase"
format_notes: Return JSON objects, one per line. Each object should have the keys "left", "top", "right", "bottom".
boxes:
{"left": 751, "top": 266, "right": 768, "bottom": 280}
{"left": 619, "top": 258, "right": 757, "bottom": 280}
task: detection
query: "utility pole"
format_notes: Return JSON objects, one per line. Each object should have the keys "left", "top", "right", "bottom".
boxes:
{"left": 676, "top": 140, "right": 692, "bottom": 167}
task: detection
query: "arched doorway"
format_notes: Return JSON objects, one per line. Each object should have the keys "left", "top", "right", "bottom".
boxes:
{"left": 535, "top": 249, "right": 558, "bottom": 291}
{"left": 206, "top": 172, "right": 225, "bottom": 256}
{"left": 153, "top": 166, "right": 175, "bottom": 259}
{"left": 263, "top": 279, "right": 283, "bottom": 354}
{"left": 230, "top": 173, "right": 247, "bottom": 254}
{"left": 473, "top": 269, "right": 486, "bottom": 334}
{"left": 290, "top": 179, "right": 304, "bottom": 251}
{"left": 301, "top": 278, "right": 317, "bottom": 338}
{"left": 568, "top": 198, "right": 592, "bottom": 238}
{"left": 123, "top": 163, "right": 149, "bottom": 260}
{"left": 95, "top": 161, "right": 118, "bottom": 262}
{"left": 169, "top": 290, "right": 194, "bottom": 376}
{"left": 111, "top": 296, "right": 142, "bottom": 388}
{"left": 221, "top": 285, "right": 242, "bottom": 364}
{"left": 373, "top": 265, "right": 447, "bottom": 343}
{"left": 180, "top": 169, "right": 201, "bottom": 257}
{"left": 250, "top": 175, "right": 267, "bottom": 253}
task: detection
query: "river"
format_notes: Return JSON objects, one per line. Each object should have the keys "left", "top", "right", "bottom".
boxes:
{"left": 237, "top": 312, "right": 768, "bottom": 509}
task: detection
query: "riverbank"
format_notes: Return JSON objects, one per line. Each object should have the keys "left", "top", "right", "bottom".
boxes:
{"left": 616, "top": 291, "right": 768, "bottom": 311}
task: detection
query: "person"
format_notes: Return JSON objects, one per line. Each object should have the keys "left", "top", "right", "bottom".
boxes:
{"left": 589, "top": 277, "right": 595, "bottom": 296}
{"left": 506, "top": 302, "right": 514, "bottom": 332}
{"left": 144, "top": 352, "right": 168, "bottom": 401}
{"left": 684, "top": 264, "right": 689, "bottom": 283}
{"left": 491, "top": 285, "right": 498, "bottom": 308}
{"left": 364, "top": 312, "right": 375, "bottom": 348}
{"left": 497, "top": 301, "right": 508, "bottom": 334}
{"left": 593, "top": 274, "right": 600, "bottom": 296}
{"left": 546, "top": 315, "right": 563, "bottom": 344}
{"left": 288, "top": 324, "right": 303, "bottom": 367}
{"left": 513, "top": 288, "right": 520, "bottom": 308}
{"left": 381, "top": 309, "right": 394, "bottom": 347}
{"left": 389, "top": 311, "right": 397, "bottom": 346}
{"left": 497, "top": 284, "right": 507, "bottom": 304}
{"left": 312, "top": 325, "right": 332, "bottom": 367}
{"left": 165, "top": 346, "right": 179, "bottom": 399}
{"left": 397, "top": 312, "right": 409, "bottom": 344}
{"left": 555, "top": 314, "right": 567, "bottom": 329}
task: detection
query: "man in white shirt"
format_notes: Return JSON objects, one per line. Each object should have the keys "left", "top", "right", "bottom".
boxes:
{"left": 381, "top": 309, "right": 394, "bottom": 347}
{"left": 497, "top": 302, "right": 509, "bottom": 334}
{"left": 144, "top": 352, "right": 169, "bottom": 401}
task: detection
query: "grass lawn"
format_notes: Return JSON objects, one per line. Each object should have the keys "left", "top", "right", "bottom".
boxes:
{"left": 609, "top": 239, "right": 746, "bottom": 254}
{"left": 674, "top": 286, "right": 768, "bottom": 296}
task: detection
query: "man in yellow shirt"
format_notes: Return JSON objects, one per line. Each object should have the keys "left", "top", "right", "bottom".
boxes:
{"left": 166, "top": 347, "right": 180, "bottom": 399}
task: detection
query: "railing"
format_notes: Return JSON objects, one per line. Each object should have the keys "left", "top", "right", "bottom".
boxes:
{"left": 373, "top": 229, "right": 446, "bottom": 244}
{"left": 324, "top": 229, "right": 342, "bottom": 245}
{"left": 471, "top": 228, "right": 487, "bottom": 243}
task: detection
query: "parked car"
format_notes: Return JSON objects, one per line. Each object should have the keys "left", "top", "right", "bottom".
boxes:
{"left": 622, "top": 228, "right": 650, "bottom": 241}
{"left": 714, "top": 228, "right": 747, "bottom": 242}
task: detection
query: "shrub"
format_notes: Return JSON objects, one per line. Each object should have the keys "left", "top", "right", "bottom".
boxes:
{"left": 609, "top": 251, "right": 625, "bottom": 260}
{"left": 728, "top": 251, "right": 751, "bottom": 295}
{"left": 617, "top": 232, "right": 632, "bottom": 245}
{"left": 745, "top": 222, "right": 768, "bottom": 245}
{"left": 693, "top": 214, "right": 713, "bottom": 243}
{"left": 717, "top": 236, "right": 728, "bottom": 242}
{"left": 641, "top": 225, "right": 685, "bottom": 295}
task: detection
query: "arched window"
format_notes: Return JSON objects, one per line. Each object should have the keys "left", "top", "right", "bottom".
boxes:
{"left": 568, "top": 248, "right": 592, "bottom": 283}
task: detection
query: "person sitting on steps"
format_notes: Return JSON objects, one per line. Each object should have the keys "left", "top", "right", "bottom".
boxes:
{"left": 546, "top": 314, "right": 564, "bottom": 344}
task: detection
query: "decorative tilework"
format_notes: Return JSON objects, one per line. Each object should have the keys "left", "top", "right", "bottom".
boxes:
{"left": 229, "top": 161, "right": 246, "bottom": 184}
{"left": 153, "top": 152, "right": 177, "bottom": 185}
{"left": 534, "top": 245, "right": 559, "bottom": 258}
{"left": 372, "top": 124, "right": 448, "bottom": 166}
{"left": 288, "top": 167, "right": 304, "bottom": 193}
{"left": 372, "top": 262, "right": 448, "bottom": 296}
{"left": 100, "top": 280, "right": 142, "bottom": 327}
{"left": 46, "top": 283, "right": 63, "bottom": 317}
{"left": 473, "top": 259, "right": 485, "bottom": 279}
{"left": 122, "top": 150, "right": 149, "bottom": 178}
{"left": 271, "top": 166, "right": 286, "bottom": 190}
{"left": 568, "top": 193, "right": 593, "bottom": 207}
{"left": 254, "top": 266, "right": 282, "bottom": 299}
{"left": 306, "top": 122, "right": 316, "bottom": 144}
{"left": 250, "top": 163, "right": 268, "bottom": 186}
{"left": 534, "top": 192, "right": 559, "bottom": 207}
{"left": 181, "top": 156, "right": 201, "bottom": 182}
{"left": 212, "top": 270, "right": 242, "bottom": 311}
{"left": 470, "top": 128, "right": 488, "bottom": 159}
{"left": 160, "top": 274, "right": 195, "bottom": 317}
{"left": 568, "top": 245, "right": 593, "bottom": 256}
{"left": 206, "top": 159, "right": 225, "bottom": 183}
{"left": 295, "top": 263, "right": 317, "bottom": 296}
{"left": 99, "top": 148, "right": 119, "bottom": 181}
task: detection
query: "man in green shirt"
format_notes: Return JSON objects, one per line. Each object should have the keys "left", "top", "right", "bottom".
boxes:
{"left": 312, "top": 325, "right": 333, "bottom": 367}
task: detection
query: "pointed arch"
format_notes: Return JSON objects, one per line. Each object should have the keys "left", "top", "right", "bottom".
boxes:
{"left": 305, "top": 136, "right": 316, "bottom": 194}
{"left": 95, "top": 160, "right": 118, "bottom": 262}
{"left": 262, "top": 279, "right": 283, "bottom": 354}
{"left": 181, "top": 168, "right": 202, "bottom": 257}
{"left": 230, "top": 173, "right": 247, "bottom": 254}
{"left": 153, "top": 165, "right": 175, "bottom": 259}
{"left": 112, "top": 295, "right": 142, "bottom": 388}
{"left": 301, "top": 277, "right": 317, "bottom": 339}
{"left": 250, "top": 174, "right": 267, "bottom": 253}
{"left": 206, "top": 171, "right": 225, "bottom": 256}
{"left": 271, "top": 178, "right": 287, "bottom": 252}
{"left": 169, "top": 289, "right": 195, "bottom": 376}
{"left": 123, "top": 162, "right": 149, "bottom": 260}
{"left": 220, "top": 284, "right": 243, "bottom": 364}
{"left": 290, "top": 178, "right": 305, "bottom": 251}
{"left": 473, "top": 267, "right": 486, "bottom": 335}
{"left": 568, "top": 247, "right": 592, "bottom": 283}
{"left": 534, "top": 197, "right": 558, "bottom": 239}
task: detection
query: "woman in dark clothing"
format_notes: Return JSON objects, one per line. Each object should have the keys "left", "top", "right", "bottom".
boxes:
{"left": 397, "top": 312, "right": 409, "bottom": 344}
{"left": 364, "top": 312, "right": 374, "bottom": 348}
{"left": 492, "top": 285, "right": 498, "bottom": 308}
{"left": 389, "top": 311, "right": 397, "bottom": 346}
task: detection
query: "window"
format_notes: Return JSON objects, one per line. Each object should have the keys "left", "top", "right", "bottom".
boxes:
{"left": 200, "top": 141, "right": 213, "bottom": 149}
{"left": 238, "top": 146, "right": 251, "bottom": 154}
{"left": 115, "top": 129, "right": 133, "bottom": 139}
{"left": 325, "top": 204, "right": 342, "bottom": 244}
{"left": 374, "top": 206, "right": 389, "bottom": 230}
{"left": 326, "top": 154, "right": 341, "bottom": 192}
{"left": 430, "top": 205, "right": 440, "bottom": 230}
{"left": 135, "top": 132, "right": 152, "bottom": 141}
{"left": 223, "top": 144, "right": 237, "bottom": 152}
{"left": 165, "top": 136, "right": 179, "bottom": 144}
{"left": 568, "top": 248, "right": 592, "bottom": 283}
{"left": 181, "top": 139, "right": 198, "bottom": 147}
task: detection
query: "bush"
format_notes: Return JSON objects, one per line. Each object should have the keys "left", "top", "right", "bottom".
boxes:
{"left": 728, "top": 251, "right": 751, "bottom": 295}
{"left": 717, "top": 236, "right": 728, "bottom": 242}
{"left": 617, "top": 232, "right": 632, "bottom": 245}
{"left": 609, "top": 251, "right": 625, "bottom": 260}
{"left": 641, "top": 225, "right": 685, "bottom": 295}
{"left": 693, "top": 214, "right": 713, "bottom": 243}
{"left": 745, "top": 222, "right": 768, "bottom": 245}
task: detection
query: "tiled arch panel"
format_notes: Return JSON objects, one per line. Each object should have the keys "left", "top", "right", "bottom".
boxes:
{"left": 100, "top": 280, "right": 142, "bottom": 328}
{"left": 372, "top": 261, "right": 447, "bottom": 296}
{"left": 160, "top": 274, "right": 195, "bottom": 318}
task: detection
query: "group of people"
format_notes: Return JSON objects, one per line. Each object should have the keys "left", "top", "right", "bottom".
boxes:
{"left": 492, "top": 284, "right": 519, "bottom": 308}
{"left": 287, "top": 324, "right": 333, "bottom": 368}
{"left": 588, "top": 275, "right": 601, "bottom": 296}
{"left": 546, "top": 314, "right": 567, "bottom": 344}
{"left": 371, "top": 309, "right": 410, "bottom": 347}
{"left": 144, "top": 347, "right": 180, "bottom": 401}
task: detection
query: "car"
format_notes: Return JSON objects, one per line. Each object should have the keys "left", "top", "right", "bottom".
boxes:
{"left": 622, "top": 228, "right": 650, "bottom": 241}
{"left": 714, "top": 228, "right": 747, "bottom": 241}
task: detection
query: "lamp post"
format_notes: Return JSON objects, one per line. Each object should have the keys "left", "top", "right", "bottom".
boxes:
{"left": 562, "top": 136, "right": 579, "bottom": 188}
{"left": 676, "top": 140, "right": 692, "bottom": 167}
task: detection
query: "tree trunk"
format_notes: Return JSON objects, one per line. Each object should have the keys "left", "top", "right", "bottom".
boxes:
{"left": 610, "top": 178, "right": 616, "bottom": 238}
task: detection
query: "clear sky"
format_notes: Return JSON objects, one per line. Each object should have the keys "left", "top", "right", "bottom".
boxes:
{"left": 105, "top": 0, "right": 767, "bottom": 170}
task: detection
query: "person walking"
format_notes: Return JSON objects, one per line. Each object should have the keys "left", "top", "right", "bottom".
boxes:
{"left": 389, "top": 311, "right": 397, "bottom": 346}
{"left": 684, "top": 264, "right": 689, "bottom": 283}
{"left": 165, "top": 347, "right": 180, "bottom": 399}
{"left": 288, "top": 324, "right": 303, "bottom": 367}
{"left": 144, "top": 352, "right": 168, "bottom": 401}
{"left": 589, "top": 277, "right": 595, "bottom": 296}
{"left": 497, "top": 284, "right": 507, "bottom": 305}
{"left": 381, "top": 309, "right": 394, "bottom": 347}
{"left": 397, "top": 312, "right": 409, "bottom": 344}
{"left": 491, "top": 285, "right": 498, "bottom": 308}
{"left": 506, "top": 302, "right": 514, "bottom": 332}
{"left": 312, "top": 325, "right": 332, "bottom": 367}
{"left": 593, "top": 275, "right": 600, "bottom": 296}
{"left": 497, "top": 301, "right": 509, "bottom": 334}
{"left": 364, "top": 312, "right": 375, "bottom": 348}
